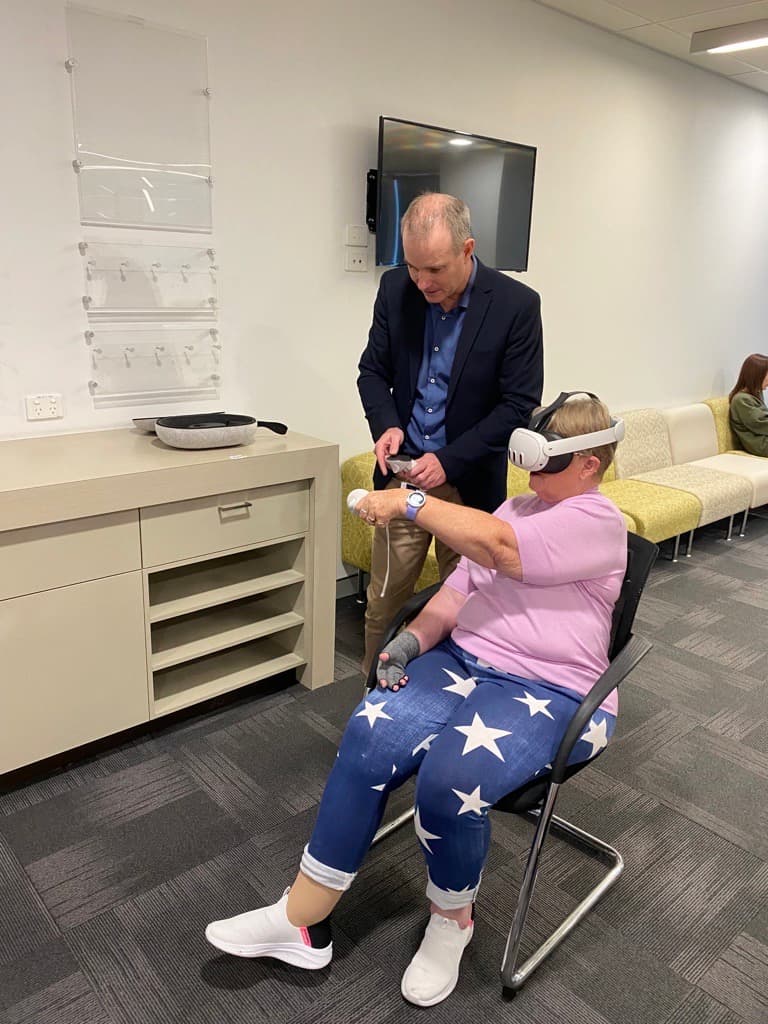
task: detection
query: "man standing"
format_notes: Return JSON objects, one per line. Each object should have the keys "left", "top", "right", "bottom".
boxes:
{"left": 357, "top": 193, "right": 543, "bottom": 672}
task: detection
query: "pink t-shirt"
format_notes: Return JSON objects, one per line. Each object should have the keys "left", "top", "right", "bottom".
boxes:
{"left": 445, "top": 489, "right": 627, "bottom": 715}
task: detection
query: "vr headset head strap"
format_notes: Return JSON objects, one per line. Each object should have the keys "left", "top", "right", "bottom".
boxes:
{"left": 528, "top": 391, "right": 599, "bottom": 433}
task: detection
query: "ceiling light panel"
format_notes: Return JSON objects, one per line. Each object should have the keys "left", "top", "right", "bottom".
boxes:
{"left": 690, "top": 17, "right": 768, "bottom": 53}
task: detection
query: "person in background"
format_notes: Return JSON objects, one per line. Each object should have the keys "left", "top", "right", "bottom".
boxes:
{"left": 356, "top": 192, "right": 543, "bottom": 674}
{"left": 729, "top": 353, "right": 768, "bottom": 456}
{"left": 205, "top": 396, "right": 626, "bottom": 1009}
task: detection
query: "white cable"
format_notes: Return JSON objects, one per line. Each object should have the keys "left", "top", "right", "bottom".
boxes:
{"left": 381, "top": 525, "right": 390, "bottom": 598}
{"left": 347, "top": 488, "right": 390, "bottom": 598}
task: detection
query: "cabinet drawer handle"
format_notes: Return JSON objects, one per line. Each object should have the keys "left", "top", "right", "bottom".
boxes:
{"left": 218, "top": 501, "right": 253, "bottom": 512}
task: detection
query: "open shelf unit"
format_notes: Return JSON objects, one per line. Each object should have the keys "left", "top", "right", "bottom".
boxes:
{"left": 146, "top": 538, "right": 306, "bottom": 716}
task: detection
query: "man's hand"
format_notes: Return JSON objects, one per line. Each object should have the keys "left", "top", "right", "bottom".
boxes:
{"left": 403, "top": 452, "right": 446, "bottom": 490}
{"left": 374, "top": 427, "right": 405, "bottom": 475}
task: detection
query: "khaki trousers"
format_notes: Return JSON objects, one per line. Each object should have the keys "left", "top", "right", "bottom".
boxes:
{"left": 362, "top": 480, "right": 464, "bottom": 675}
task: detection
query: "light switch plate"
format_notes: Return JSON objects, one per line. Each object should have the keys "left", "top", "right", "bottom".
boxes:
{"left": 345, "top": 224, "right": 368, "bottom": 246}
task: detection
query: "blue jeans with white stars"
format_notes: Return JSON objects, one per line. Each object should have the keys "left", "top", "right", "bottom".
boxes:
{"left": 301, "top": 638, "right": 616, "bottom": 909}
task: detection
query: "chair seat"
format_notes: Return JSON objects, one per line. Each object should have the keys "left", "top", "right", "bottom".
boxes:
{"left": 600, "top": 479, "right": 700, "bottom": 543}
{"left": 633, "top": 465, "right": 752, "bottom": 526}
{"left": 690, "top": 453, "right": 768, "bottom": 507}
{"left": 494, "top": 758, "right": 589, "bottom": 814}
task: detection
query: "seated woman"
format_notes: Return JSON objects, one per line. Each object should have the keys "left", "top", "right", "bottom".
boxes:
{"left": 729, "top": 353, "right": 768, "bottom": 457}
{"left": 205, "top": 395, "right": 627, "bottom": 1008}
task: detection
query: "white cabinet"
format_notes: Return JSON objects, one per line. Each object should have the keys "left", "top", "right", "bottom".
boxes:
{"left": 0, "top": 573, "right": 148, "bottom": 772}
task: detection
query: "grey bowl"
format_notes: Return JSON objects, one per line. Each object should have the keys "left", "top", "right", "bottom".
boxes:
{"left": 156, "top": 421, "right": 257, "bottom": 449}
{"left": 132, "top": 416, "right": 160, "bottom": 434}
{"left": 155, "top": 414, "right": 287, "bottom": 450}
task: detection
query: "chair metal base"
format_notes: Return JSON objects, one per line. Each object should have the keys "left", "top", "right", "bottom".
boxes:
{"left": 369, "top": 790, "right": 624, "bottom": 995}
{"left": 371, "top": 807, "right": 415, "bottom": 847}
{"left": 501, "top": 795, "right": 623, "bottom": 991}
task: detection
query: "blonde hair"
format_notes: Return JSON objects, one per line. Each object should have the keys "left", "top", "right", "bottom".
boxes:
{"left": 400, "top": 193, "right": 472, "bottom": 253}
{"left": 548, "top": 396, "right": 617, "bottom": 479}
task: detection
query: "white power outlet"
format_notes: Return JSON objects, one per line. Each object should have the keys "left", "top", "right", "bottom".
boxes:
{"left": 345, "top": 247, "right": 368, "bottom": 272}
{"left": 25, "top": 393, "right": 63, "bottom": 421}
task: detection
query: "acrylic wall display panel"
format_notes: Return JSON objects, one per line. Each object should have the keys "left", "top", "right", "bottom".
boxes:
{"left": 67, "top": 7, "right": 212, "bottom": 231}
{"left": 80, "top": 241, "right": 218, "bottom": 320}
{"left": 86, "top": 325, "right": 221, "bottom": 408}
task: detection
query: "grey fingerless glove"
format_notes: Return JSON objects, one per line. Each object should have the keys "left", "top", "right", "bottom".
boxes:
{"left": 376, "top": 630, "right": 421, "bottom": 690}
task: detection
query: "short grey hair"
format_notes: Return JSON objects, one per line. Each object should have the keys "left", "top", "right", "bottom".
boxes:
{"left": 548, "top": 396, "right": 617, "bottom": 479}
{"left": 400, "top": 193, "right": 472, "bottom": 253}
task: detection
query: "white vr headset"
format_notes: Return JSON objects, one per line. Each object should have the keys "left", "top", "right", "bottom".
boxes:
{"left": 508, "top": 391, "right": 625, "bottom": 474}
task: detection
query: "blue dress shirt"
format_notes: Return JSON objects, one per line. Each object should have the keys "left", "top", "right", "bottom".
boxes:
{"left": 405, "top": 257, "right": 478, "bottom": 455}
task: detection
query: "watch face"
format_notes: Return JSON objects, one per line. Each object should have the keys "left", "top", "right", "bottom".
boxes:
{"left": 408, "top": 490, "right": 426, "bottom": 508}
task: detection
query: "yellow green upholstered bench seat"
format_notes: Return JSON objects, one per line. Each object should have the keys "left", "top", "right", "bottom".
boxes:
{"left": 633, "top": 465, "right": 751, "bottom": 528}
{"left": 598, "top": 479, "right": 699, "bottom": 544}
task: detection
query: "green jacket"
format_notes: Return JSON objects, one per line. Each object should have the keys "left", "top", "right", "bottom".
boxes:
{"left": 730, "top": 391, "right": 768, "bottom": 457}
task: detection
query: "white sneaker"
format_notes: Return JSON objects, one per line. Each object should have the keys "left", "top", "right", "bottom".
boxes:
{"left": 205, "top": 888, "right": 332, "bottom": 969}
{"left": 401, "top": 913, "right": 473, "bottom": 1006}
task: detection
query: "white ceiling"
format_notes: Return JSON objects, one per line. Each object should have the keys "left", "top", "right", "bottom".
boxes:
{"left": 533, "top": 1, "right": 768, "bottom": 93}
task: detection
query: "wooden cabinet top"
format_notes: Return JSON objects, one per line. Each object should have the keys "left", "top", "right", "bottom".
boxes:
{"left": 0, "top": 428, "right": 338, "bottom": 532}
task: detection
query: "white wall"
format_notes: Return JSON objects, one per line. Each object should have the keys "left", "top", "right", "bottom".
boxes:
{"left": 2, "top": 0, "right": 768, "bottom": 455}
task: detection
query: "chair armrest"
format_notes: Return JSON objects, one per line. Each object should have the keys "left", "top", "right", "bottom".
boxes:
{"left": 365, "top": 581, "right": 443, "bottom": 691}
{"left": 550, "top": 634, "right": 653, "bottom": 783}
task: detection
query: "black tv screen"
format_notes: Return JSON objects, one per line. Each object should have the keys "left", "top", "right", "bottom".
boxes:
{"left": 375, "top": 116, "right": 536, "bottom": 271}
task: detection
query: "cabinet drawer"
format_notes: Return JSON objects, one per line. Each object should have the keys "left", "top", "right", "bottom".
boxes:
{"left": 0, "top": 510, "right": 141, "bottom": 601}
{"left": 140, "top": 480, "right": 309, "bottom": 567}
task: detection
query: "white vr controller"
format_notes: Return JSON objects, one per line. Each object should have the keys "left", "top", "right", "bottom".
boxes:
{"left": 347, "top": 488, "right": 368, "bottom": 511}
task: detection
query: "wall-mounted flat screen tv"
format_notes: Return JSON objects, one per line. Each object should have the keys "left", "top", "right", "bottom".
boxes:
{"left": 373, "top": 116, "right": 536, "bottom": 271}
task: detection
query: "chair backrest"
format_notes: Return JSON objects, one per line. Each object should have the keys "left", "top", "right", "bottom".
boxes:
{"left": 703, "top": 396, "right": 738, "bottom": 453}
{"left": 608, "top": 532, "right": 659, "bottom": 660}
{"left": 612, "top": 408, "right": 673, "bottom": 478}
{"left": 662, "top": 404, "right": 719, "bottom": 464}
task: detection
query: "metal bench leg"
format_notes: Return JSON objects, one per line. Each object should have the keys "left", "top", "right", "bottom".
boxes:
{"left": 671, "top": 535, "right": 681, "bottom": 563}
{"left": 725, "top": 515, "right": 735, "bottom": 542}
{"left": 740, "top": 509, "right": 749, "bottom": 537}
{"left": 500, "top": 786, "right": 624, "bottom": 993}
{"left": 685, "top": 529, "right": 694, "bottom": 557}
{"left": 355, "top": 569, "right": 367, "bottom": 605}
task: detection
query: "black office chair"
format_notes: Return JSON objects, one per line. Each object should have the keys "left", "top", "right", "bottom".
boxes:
{"left": 365, "top": 532, "right": 658, "bottom": 995}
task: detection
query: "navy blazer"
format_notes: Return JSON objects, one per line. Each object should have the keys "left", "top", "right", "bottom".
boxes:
{"left": 357, "top": 259, "right": 543, "bottom": 512}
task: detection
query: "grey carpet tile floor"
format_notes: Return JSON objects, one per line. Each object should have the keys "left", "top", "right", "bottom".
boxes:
{"left": 1, "top": 516, "right": 768, "bottom": 1023}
